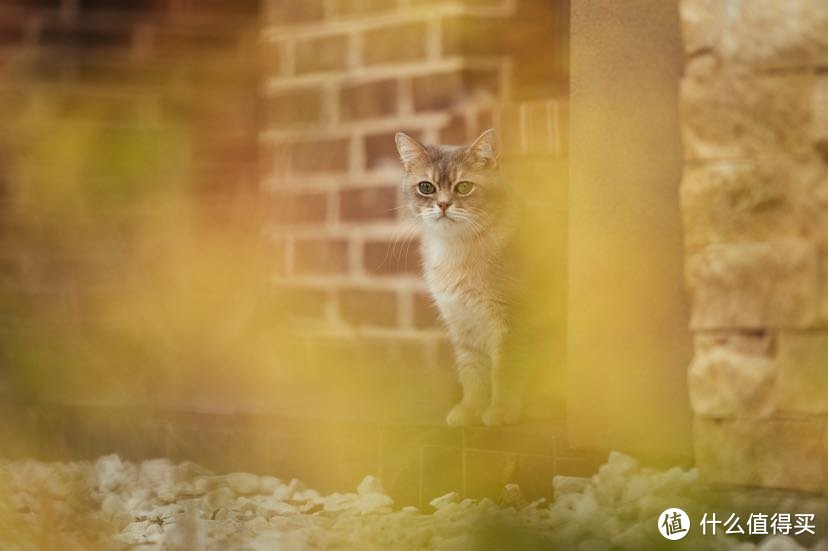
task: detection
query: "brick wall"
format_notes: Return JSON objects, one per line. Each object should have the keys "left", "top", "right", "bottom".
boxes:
{"left": 680, "top": 0, "right": 828, "bottom": 494}
{"left": 0, "top": 0, "right": 578, "bottom": 499}
{"left": 261, "top": 0, "right": 569, "bottom": 420}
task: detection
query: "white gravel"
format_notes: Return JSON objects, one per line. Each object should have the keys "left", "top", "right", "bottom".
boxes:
{"left": 0, "top": 451, "right": 823, "bottom": 550}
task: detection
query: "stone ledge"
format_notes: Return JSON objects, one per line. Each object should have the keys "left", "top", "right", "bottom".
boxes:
{"left": 0, "top": 400, "right": 588, "bottom": 507}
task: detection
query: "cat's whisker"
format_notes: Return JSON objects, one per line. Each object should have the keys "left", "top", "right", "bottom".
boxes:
{"left": 389, "top": 219, "right": 417, "bottom": 260}
{"left": 376, "top": 218, "right": 418, "bottom": 272}
{"left": 394, "top": 226, "right": 419, "bottom": 262}
{"left": 402, "top": 221, "right": 423, "bottom": 266}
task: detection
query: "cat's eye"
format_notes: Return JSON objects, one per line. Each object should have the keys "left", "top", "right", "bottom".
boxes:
{"left": 417, "top": 181, "right": 436, "bottom": 195}
{"left": 455, "top": 181, "right": 474, "bottom": 195}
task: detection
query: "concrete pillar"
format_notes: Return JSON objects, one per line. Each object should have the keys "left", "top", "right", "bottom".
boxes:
{"left": 568, "top": 0, "right": 692, "bottom": 459}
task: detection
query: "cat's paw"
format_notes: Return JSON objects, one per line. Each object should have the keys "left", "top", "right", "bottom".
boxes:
{"left": 446, "top": 403, "right": 481, "bottom": 427}
{"left": 482, "top": 402, "right": 522, "bottom": 427}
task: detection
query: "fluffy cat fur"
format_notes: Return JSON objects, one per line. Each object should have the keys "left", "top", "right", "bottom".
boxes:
{"left": 395, "top": 129, "right": 552, "bottom": 427}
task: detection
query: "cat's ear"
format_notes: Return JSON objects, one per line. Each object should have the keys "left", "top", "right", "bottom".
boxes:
{"left": 395, "top": 132, "right": 429, "bottom": 169}
{"left": 465, "top": 128, "right": 500, "bottom": 169}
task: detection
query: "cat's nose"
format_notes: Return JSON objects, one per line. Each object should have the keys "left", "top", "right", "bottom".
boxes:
{"left": 438, "top": 201, "right": 452, "bottom": 213}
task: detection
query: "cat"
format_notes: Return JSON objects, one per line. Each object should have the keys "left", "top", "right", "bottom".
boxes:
{"left": 395, "top": 129, "right": 554, "bottom": 427}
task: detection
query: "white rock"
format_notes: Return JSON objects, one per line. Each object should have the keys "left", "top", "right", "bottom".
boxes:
{"left": 226, "top": 472, "right": 261, "bottom": 495}
{"left": 355, "top": 492, "right": 393, "bottom": 514}
{"left": 95, "top": 454, "right": 131, "bottom": 492}
{"left": 259, "top": 476, "right": 283, "bottom": 495}
{"left": 205, "top": 487, "right": 235, "bottom": 510}
{"left": 247, "top": 516, "right": 268, "bottom": 531}
{"left": 758, "top": 535, "right": 807, "bottom": 551}
{"left": 139, "top": 458, "right": 176, "bottom": 502}
{"left": 322, "top": 492, "right": 357, "bottom": 512}
{"left": 357, "top": 475, "right": 384, "bottom": 496}
{"left": 553, "top": 475, "right": 590, "bottom": 496}
{"left": 268, "top": 501, "right": 299, "bottom": 515}
{"left": 272, "top": 478, "right": 304, "bottom": 501}
{"left": 500, "top": 483, "right": 524, "bottom": 507}
{"left": 429, "top": 492, "right": 460, "bottom": 510}
{"left": 293, "top": 488, "right": 321, "bottom": 502}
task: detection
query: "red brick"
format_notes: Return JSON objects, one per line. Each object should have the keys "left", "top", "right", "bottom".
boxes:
{"left": 412, "top": 69, "right": 500, "bottom": 112}
{"left": 269, "top": 238, "right": 287, "bottom": 276}
{"left": 520, "top": 101, "right": 565, "bottom": 155}
{"left": 421, "top": 446, "right": 463, "bottom": 502}
{"left": 477, "top": 107, "right": 495, "bottom": 131}
{"left": 363, "top": 22, "right": 427, "bottom": 65}
{"left": 268, "top": 88, "right": 323, "bottom": 126}
{"left": 293, "top": 238, "right": 348, "bottom": 274}
{"left": 270, "top": 191, "right": 328, "bottom": 225}
{"left": 277, "top": 286, "right": 330, "bottom": 318}
{"left": 40, "top": 23, "right": 132, "bottom": 52}
{"left": 260, "top": 140, "right": 291, "bottom": 175}
{"left": 512, "top": 455, "right": 556, "bottom": 502}
{"left": 411, "top": 0, "right": 501, "bottom": 6}
{"left": 442, "top": 15, "right": 505, "bottom": 57}
{"left": 435, "top": 338, "right": 454, "bottom": 369}
{"left": 340, "top": 79, "right": 398, "bottom": 121}
{"left": 463, "top": 449, "right": 513, "bottom": 499}
{"left": 497, "top": 104, "right": 523, "bottom": 155}
{"left": 15, "top": 0, "right": 60, "bottom": 10}
{"left": 292, "top": 138, "right": 349, "bottom": 173}
{"left": 178, "top": 0, "right": 259, "bottom": 16}
{"left": 555, "top": 456, "right": 601, "bottom": 479}
{"left": 339, "top": 187, "right": 397, "bottom": 222}
{"left": 414, "top": 293, "right": 442, "bottom": 328}
{"left": 0, "top": 23, "right": 25, "bottom": 47}
{"left": 263, "top": 42, "right": 282, "bottom": 76}
{"left": 364, "top": 129, "right": 421, "bottom": 170}
{"left": 361, "top": 338, "right": 427, "bottom": 370}
{"left": 307, "top": 335, "right": 361, "bottom": 371}
{"left": 364, "top": 240, "right": 421, "bottom": 275}
{"left": 438, "top": 114, "right": 467, "bottom": 145}
{"left": 556, "top": 102, "right": 569, "bottom": 156}
{"left": 338, "top": 288, "right": 397, "bottom": 326}
{"left": 328, "top": 0, "right": 398, "bottom": 17}
{"left": 295, "top": 34, "right": 348, "bottom": 74}
{"left": 153, "top": 28, "right": 239, "bottom": 57}
{"left": 265, "top": 0, "right": 325, "bottom": 23}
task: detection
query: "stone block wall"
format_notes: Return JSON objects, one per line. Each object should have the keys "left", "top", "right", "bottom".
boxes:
{"left": 679, "top": 0, "right": 828, "bottom": 493}
{"left": 260, "top": 0, "right": 569, "bottom": 418}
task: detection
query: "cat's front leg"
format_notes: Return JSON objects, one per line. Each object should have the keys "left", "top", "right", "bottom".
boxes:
{"left": 482, "top": 345, "right": 527, "bottom": 427}
{"left": 446, "top": 347, "right": 490, "bottom": 427}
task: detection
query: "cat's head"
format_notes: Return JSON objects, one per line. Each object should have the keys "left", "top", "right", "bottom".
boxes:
{"left": 395, "top": 129, "right": 505, "bottom": 234}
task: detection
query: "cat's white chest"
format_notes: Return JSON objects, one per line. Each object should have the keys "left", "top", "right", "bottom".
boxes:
{"left": 421, "top": 236, "right": 504, "bottom": 351}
